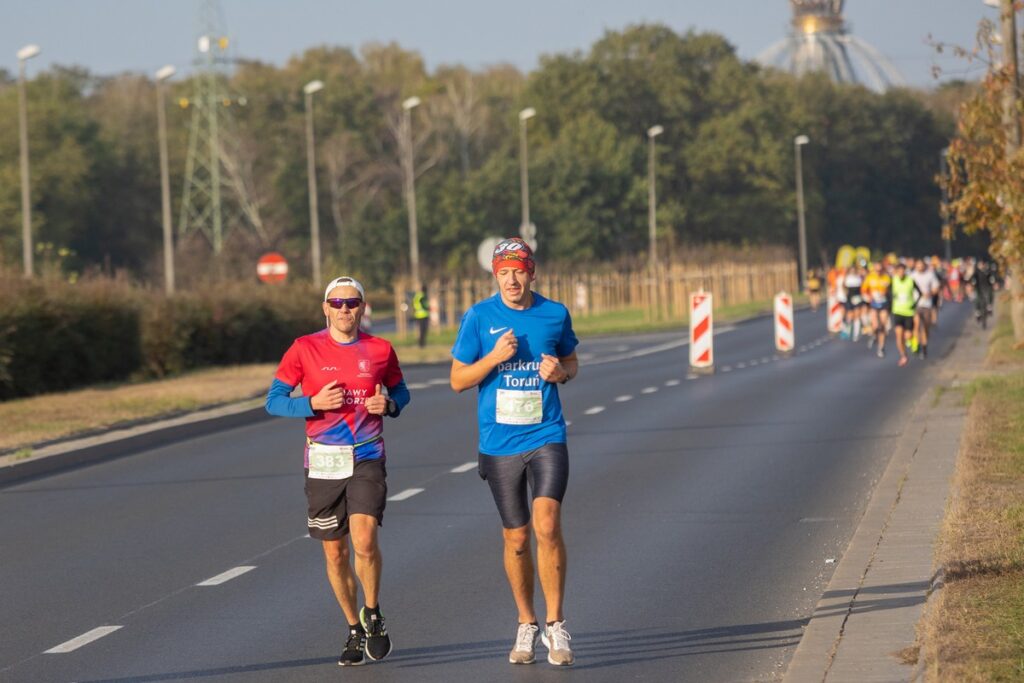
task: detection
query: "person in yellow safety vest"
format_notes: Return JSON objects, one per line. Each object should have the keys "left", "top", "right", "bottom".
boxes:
{"left": 412, "top": 285, "right": 429, "bottom": 348}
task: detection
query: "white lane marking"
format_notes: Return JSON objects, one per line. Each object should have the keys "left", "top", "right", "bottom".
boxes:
{"left": 613, "top": 345, "right": 630, "bottom": 352}
{"left": 798, "top": 346, "right": 808, "bottom": 353}
{"left": 664, "top": 379, "right": 680, "bottom": 387}
{"left": 388, "top": 488, "right": 425, "bottom": 501}
{"left": 44, "top": 626, "right": 123, "bottom": 654}
{"left": 749, "top": 360, "right": 760, "bottom": 366}
{"left": 686, "top": 375, "right": 699, "bottom": 380}
{"left": 427, "top": 378, "right": 449, "bottom": 386}
{"left": 614, "top": 395, "right": 633, "bottom": 402}
{"left": 760, "top": 356, "right": 771, "bottom": 363}
{"left": 584, "top": 406, "right": 606, "bottom": 415}
{"left": 641, "top": 386, "right": 658, "bottom": 394}
{"left": 721, "top": 366, "right": 732, "bottom": 372}
{"left": 800, "top": 517, "right": 839, "bottom": 523}
{"left": 586, "top": 326, "right": 736, "bottom": 367}
{"left": 197, "top": 566, "right": 256, "bottom": 586}
{"left": 736, "top": 362, "right": 747, "bottom": 369}
{"left": 450, "top": 462, "right": 476, "bottom": 473}
{"left": 565, "top": 420, "right": 572, "bottom": 427}
{"left": 406, "top": 382, "right": 429, "bottom": 390}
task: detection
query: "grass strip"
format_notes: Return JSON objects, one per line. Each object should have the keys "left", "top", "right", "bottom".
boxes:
{"left": 918, "top": 302, "right": 1024, "bottom": 681}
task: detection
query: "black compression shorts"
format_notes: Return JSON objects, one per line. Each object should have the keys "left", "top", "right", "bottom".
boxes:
{"left": 478, "top": 443, "right": 569, "bottom": 529}
{"left": 893, "top": 314, "right": 914, "bottom": 331}
{"left": 304, "top": 459, "right": 387, "bottom": 540}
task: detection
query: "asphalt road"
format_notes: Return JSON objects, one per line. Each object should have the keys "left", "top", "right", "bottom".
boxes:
{"left": 0, "top": 303, "right": 971, "bottom": 682}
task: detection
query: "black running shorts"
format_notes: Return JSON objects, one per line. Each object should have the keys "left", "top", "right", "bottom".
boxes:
{"left": 478, "top": 443, "right": 569, "bottom": 529}
{"left": 893, "top": 313, "right": 914, "bottom": 331}
{"left": 304, "top": 459, "right": 387, "bottom": 540}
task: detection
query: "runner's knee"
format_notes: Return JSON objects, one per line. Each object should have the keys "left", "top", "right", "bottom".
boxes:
{"left": 503, "top": 525, "right": 531, "bottom": 553}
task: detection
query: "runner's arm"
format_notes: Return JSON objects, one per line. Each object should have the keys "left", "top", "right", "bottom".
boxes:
{"left": 558, "top": 352, "right": 578, "bottom": 383}
{"left": 386, "top": 378, "right": 410, "bottom": 417}
{"left": 450, "top": 355, "right": 502, "bottom": 393}
{"left": 265, "top": 378, "right": 315, "bottom": 418}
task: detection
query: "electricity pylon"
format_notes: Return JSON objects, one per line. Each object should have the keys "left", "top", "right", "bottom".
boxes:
{"left": 178, "top": 0, "right": 264, "bottom": 254}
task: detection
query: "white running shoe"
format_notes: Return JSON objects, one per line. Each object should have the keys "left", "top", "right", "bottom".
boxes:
{"left": 541, "top": 621, "right": 575, "bottom": 666}
{"left": 509, "top": 622, "right": 538, "bottom": 664}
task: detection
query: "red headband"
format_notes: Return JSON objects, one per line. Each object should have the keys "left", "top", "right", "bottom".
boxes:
{"left": 491, "top": 238, "right": 535, "bottom": 276}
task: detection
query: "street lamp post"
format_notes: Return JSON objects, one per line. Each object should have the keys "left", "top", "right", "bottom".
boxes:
{"left": 518, "top": 107, "right": 536, "bottom": 244}
{"left": 156, "top": 65, "right": 176, "bottom": 294}
{"left": 646, "top": 125, "right": 664, "bottom": 268}
{"left": 794, "top": 134, "right": 810, "bottom": 291}
{"left": 402, "top": 95, "right": 422, "bottom": 288}
{"left": 304, "top": 79, "right": 325, "bottom": 287}
{"left": 17, "top": 44, "right": 41, "bottom": 277}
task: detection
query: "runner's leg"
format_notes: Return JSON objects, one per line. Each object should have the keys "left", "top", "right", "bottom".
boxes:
{"left": 323, "top": 539, "right": 360, "bottom": 625}
{"left": 349, "top": 514, "right": 382, "bottom": 609}
{"left": 504, "top": 524, "right": 537, "bottom": 624}
{"left": 532, "top": 497, "right": 566, "bottom": 623}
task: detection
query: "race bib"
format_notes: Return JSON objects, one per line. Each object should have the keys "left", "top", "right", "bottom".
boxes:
{"left": 896, "top": 291, "right": 912, "bottom": 304}
{"left": 496, "top": 389, "right": 543, "bottom": 425}
{"left": 308, "top": 443, "right": 354, "bottom": 480}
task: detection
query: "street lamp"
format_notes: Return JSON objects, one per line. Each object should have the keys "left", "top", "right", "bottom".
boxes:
{"left": 304, "top": 79, "right": 325, "bottom": 286}
{"left": 794, "top": 134, "right": 810, "bottom": 291}
{"left": 646, "top": 125, "right": 664, "bottom": 268}
{"left": 402, "top": 95, "right": 422, "bottom": 288}
{"left": 518, "top": 107, "right": 536, "bottom": 245}
{"left": 155, "top": 65, "right": 176, "bottom": 294}
{"left": 17, "top": 44, "right": 41, "bottom": 277}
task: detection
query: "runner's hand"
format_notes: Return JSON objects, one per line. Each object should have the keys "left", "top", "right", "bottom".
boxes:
{"left": 539, "top": 353, "right": 565, "bottom": 383}
{"left": 365, "top": 383, "right": 388, "bottom": 415}
{"left": 311, "top": 380, "right": 344, "bottom": 411}
{"left": 489, "top": 330, "right": 518, "bottom": 364}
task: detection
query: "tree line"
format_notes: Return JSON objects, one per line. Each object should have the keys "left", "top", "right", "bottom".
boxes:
{"left": 0, "top": 24, "right": 966, "bottom": 289}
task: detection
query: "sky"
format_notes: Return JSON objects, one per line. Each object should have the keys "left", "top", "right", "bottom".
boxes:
{"left": 1, "top": 1, "right": 998, "bottom": 88}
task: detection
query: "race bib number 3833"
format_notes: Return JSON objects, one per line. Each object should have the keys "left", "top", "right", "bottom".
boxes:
{"left": 496, "top": 388, "right": 543, "bottom": 425}
{"left": 308, "top": 443, "right": 355, "bottom": 480}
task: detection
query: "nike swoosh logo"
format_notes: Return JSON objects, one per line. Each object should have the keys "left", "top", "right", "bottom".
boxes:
{"left": 489, "top": 326, "right": 508, "bottom": 335}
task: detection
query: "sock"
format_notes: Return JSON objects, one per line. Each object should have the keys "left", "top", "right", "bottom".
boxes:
{"left": 546, "top": 620, "right": 561, "bottom": 627}
{"left": 363, "top": 605, "right": 381, "bottom": 618}
{"left": 349, "top": 622, "right": 362, "bottom": 632}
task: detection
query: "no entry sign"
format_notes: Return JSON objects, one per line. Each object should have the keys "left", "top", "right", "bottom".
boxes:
{"left": 257, "top": 252, "right": 288, "bottom": 283}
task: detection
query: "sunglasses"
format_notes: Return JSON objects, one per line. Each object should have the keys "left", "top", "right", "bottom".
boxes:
{"left": 326, "top": 297, "right": 363, "bottom": 310}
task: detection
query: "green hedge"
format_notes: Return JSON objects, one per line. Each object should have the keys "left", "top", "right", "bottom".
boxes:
{"left": 0, "top": 274, "right": 323, "bottom": 400}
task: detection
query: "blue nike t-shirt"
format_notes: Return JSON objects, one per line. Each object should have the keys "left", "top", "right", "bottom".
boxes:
{"left": 451, "top": 292, "right": 579, "bottom": 456}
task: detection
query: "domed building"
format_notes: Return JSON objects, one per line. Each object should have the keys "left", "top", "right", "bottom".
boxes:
{"left": 758, "top": 0, "right": 904, "bottom": 92}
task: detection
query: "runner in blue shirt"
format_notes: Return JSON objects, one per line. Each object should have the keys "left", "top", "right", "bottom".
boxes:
{"left": 450, "top": 238, "right": 579, "bottom": 667}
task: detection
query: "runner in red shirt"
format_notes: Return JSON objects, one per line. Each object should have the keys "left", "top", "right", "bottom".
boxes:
{"left": 266, "top": 276, "right": 409, "bottom": 666}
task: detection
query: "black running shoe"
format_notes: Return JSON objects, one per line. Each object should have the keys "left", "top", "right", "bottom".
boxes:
{"left": 360, "top": 606, "right": 393, "bottom": 661}
{"left": 338, "top": 626, "right": 366, "bottom": 666}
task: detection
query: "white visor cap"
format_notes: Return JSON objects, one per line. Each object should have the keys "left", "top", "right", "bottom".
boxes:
{"left": 323, "top": 276, "right": 366, "bottom": 301}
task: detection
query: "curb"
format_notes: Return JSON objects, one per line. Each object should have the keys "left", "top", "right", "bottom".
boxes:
{"left": 0, "top": 399, "right": 270, "bottom": 488}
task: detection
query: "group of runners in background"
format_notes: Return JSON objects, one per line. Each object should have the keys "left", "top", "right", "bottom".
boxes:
{"left": 806, "top": 256, "right": 1002, "bottom": 367}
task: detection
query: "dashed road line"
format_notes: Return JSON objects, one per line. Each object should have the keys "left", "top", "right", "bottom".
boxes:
{"left": 664, "top": 379, "right": 680, "bottom": 386}
{"left": 450, "top": 462, "right": 476, "bottom": 474}
{"left": 641, "top": 387, "right": 658, "bottom": 394}
{"left": 584, "top": 406, "right": 606, "bottom": 415}
{"left": 388, "top": 488, "right": 425, "bottom": 502}
{"left": 44, "top": 626, "right": 123, "bottom": 654}
{"left": 736, "top": 362, "right": 747, "bottom": 369}
{"left": 614, "top": 395, "right": 633, "bottom": 402}
{"left": 721, "top": 366, "right": 732, "bottom": 372}
{"left": 406, "top": 382, "right": 429, "bottom": 390}
{"left": 426, "top": 378, "right": 449, "bottom": 386}
{"left": 197, "top": 566, "right": 256, "bottom": 586}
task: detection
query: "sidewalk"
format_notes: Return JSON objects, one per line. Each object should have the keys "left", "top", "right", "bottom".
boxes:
{"left": 784, "top": 316, "right": 988, "bottom": 683}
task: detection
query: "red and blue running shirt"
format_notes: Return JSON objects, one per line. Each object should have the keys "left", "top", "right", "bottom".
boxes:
{"left": 267, "top": 329, "right": 409, "bottom": 465}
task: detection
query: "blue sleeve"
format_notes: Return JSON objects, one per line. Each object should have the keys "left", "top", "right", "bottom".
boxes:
{"left": 556, "top": 307, "right": 579, "bottom": 357}
{"left": 451, "top": 308, "right": 482, "bottom": 364}
{"left": 265, "top": 378, "right": 315, "bottom": 418}
{"left": 387, "top": 378, "right": 410, "bottom": 417}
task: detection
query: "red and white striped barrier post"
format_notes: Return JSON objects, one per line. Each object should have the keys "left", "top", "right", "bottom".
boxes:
{"left": 775, "top": 291, "right": 795, "bottom": 354}
{"left": 827, "top": 294, "right": 843, "bottom": 335}
{"left": 689, "top": 290, "right": 714, "bottom": 373}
